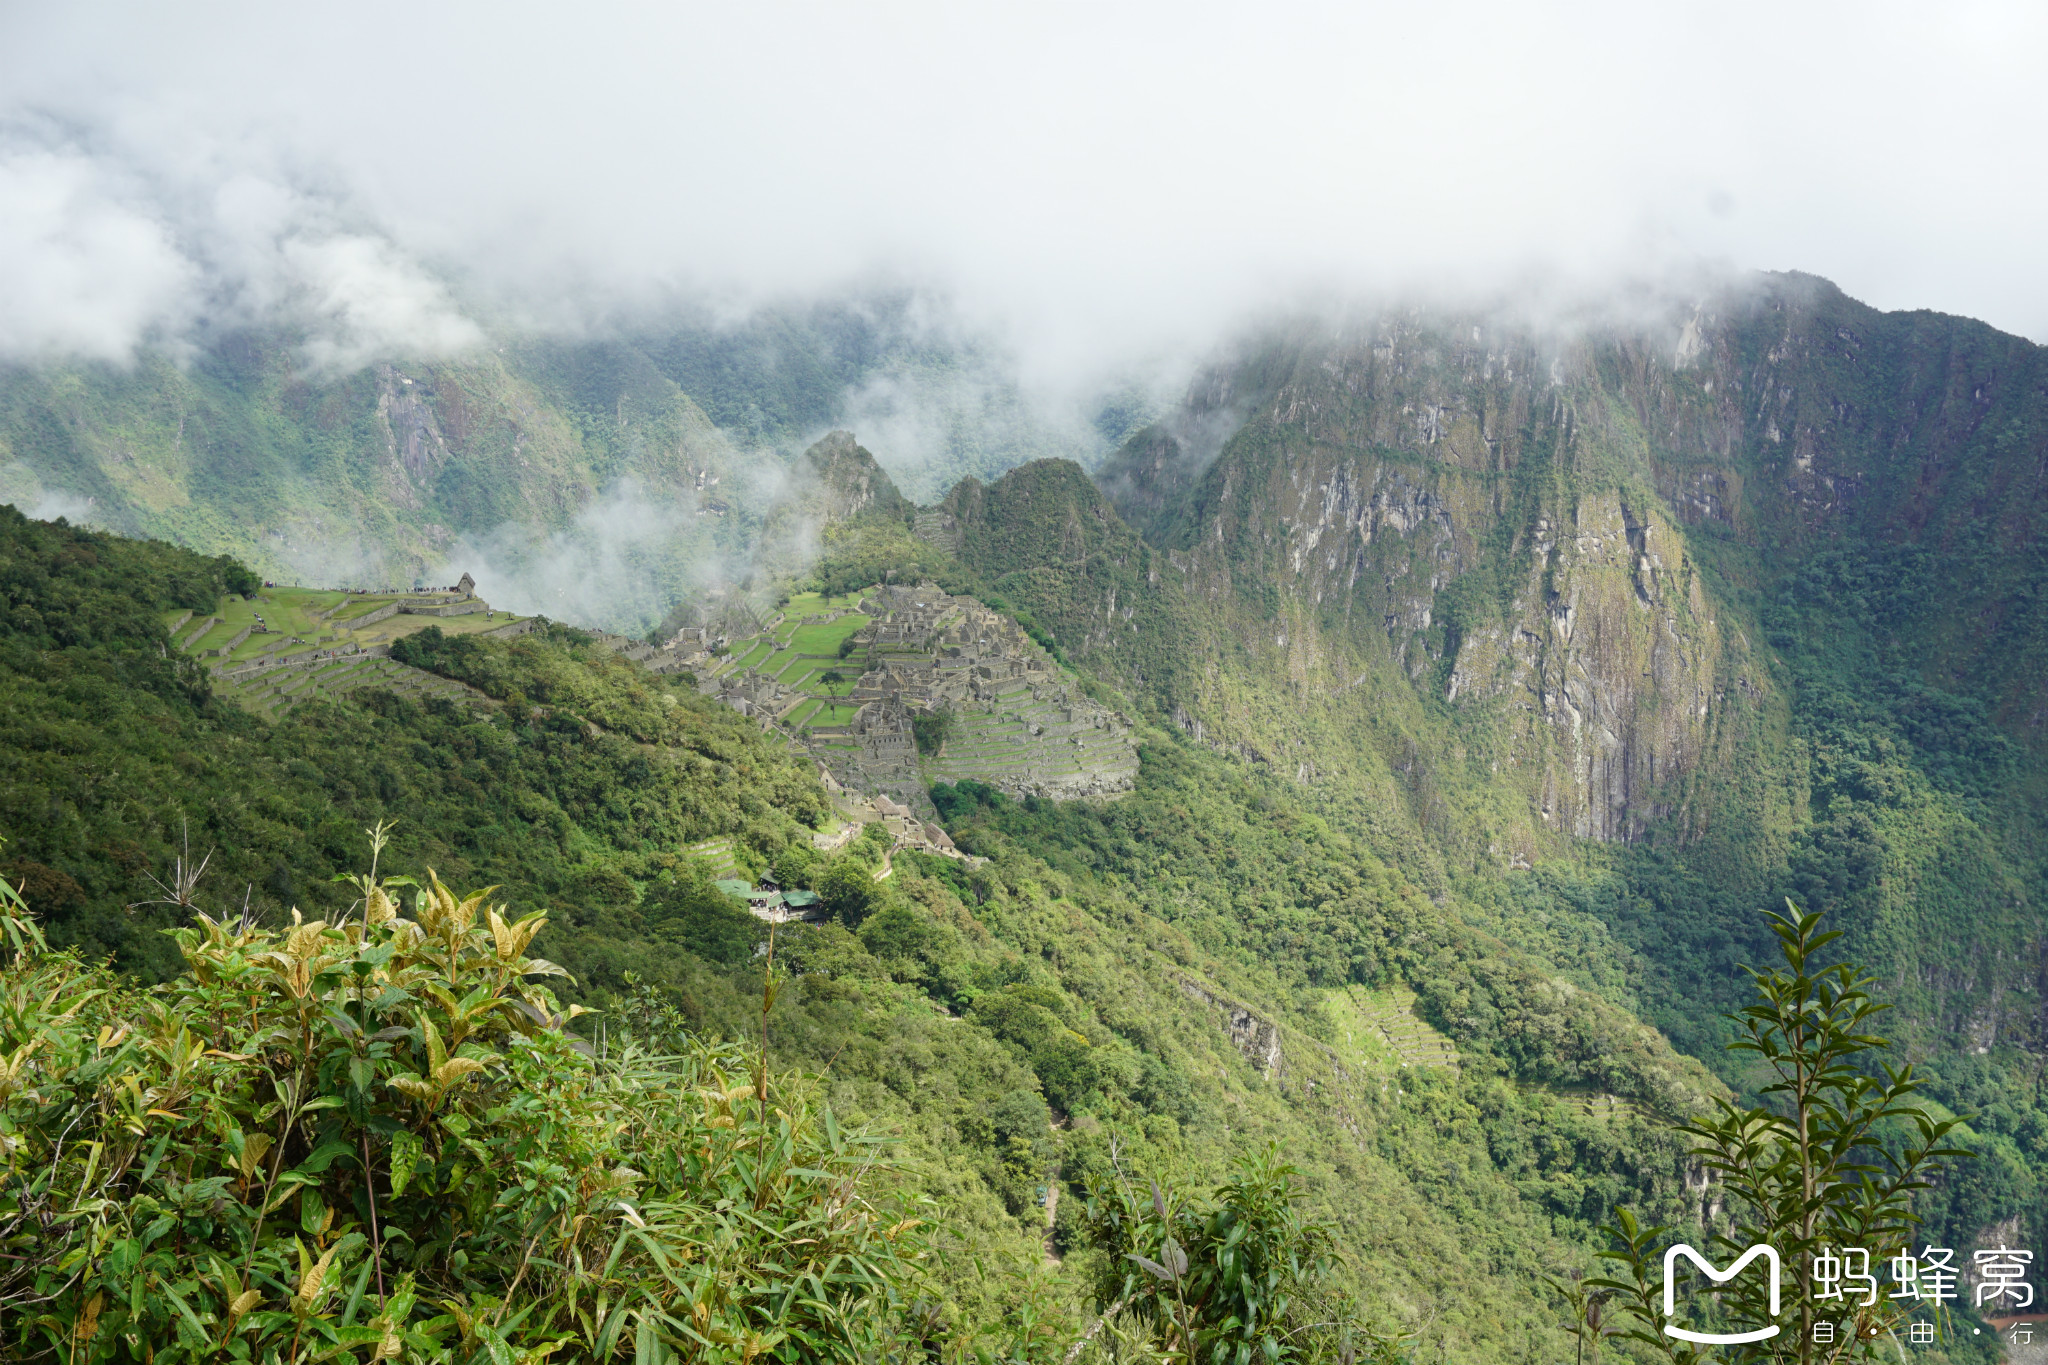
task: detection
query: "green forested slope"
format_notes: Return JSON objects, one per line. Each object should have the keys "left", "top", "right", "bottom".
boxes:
{"left": 0, "top": 508, "right": 1757, "bottom": 1361}
{"left": 936, "top": 275, "right": 2048, "bottom": 1265}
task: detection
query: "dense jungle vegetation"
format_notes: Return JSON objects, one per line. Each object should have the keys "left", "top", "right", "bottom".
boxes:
{"left": 0, "top": 508, "right": 1763, "bottom": 1362}
{"left": 8, "top": 265, "right": 2047, "bottom": 1360}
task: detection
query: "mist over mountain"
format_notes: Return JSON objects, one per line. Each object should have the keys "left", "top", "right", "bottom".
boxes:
{"left": 7, "top": 3, "right": 2047, "bottom": 375}
{"left": 4, "top": 5, "right": 2046, "bottom": 1361}
{"left": 6, "top": 1, "right": 2041, "bottom": 639}
{"left": 0, "top": 289, "right": 1156, "bottom": 632}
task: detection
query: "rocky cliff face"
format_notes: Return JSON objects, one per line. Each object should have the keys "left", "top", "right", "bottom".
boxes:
{"left": 1098, "top": 322, "right": 1738, "bottom": 843}
{"left": 1446, "top": 491, "right": 1731, "bottom": 842}
{"left": 799, "top": 430, "right": 914, "bottom": 525}
{"left": 1097, "top": 273, "right": 2048, "bottom": 845}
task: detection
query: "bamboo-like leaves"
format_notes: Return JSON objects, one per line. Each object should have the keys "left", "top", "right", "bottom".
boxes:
{"left": 2, "top": 853, "right": 920, "bottom": 1364}
{"left": 295, "top": 1237, "right": 342, "bottom": 1314}
{"left": 1085, "top": 1146, "right": 1349, "bottom": 1364}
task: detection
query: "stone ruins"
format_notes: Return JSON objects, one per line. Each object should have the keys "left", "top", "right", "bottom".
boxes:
{"left": 681, "top": 583, "right": 1138, "bottom": 823}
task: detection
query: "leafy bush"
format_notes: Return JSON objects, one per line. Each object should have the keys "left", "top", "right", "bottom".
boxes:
{"left": 1082, "top": 1147, "right": 1384, "bottom": 1365}
{"left": 640, "top": 863, "right": 765, "bottom": 966}
{"left": 912, "top": 707, "right": 953, "bottom": 756}
{"left": 1589, "top": 903, "right": 1974, "bottom": 1361}
{"left": 0, "top": 861, "right": 924, "bottom": 1363}
{"left": 817, "top": 859, "right": 880, "bottom": 929}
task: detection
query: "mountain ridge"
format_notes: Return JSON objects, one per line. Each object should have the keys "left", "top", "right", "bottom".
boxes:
{"left": 4, "top": 269, "right": 2047, "bottom": 1353}
{"left": 946, "top": 273, "right": 2045, "bottom": 1090}
{"left": 0, "top": 299, "right": 1136, "bottom": 633}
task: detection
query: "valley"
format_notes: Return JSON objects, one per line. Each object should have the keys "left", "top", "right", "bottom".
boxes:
{"left": 2, "top": 270, "right": 2044, "bottom": 1362}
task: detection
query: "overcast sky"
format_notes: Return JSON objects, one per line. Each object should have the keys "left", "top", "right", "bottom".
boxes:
{"left": 3, "top": 0, "right": 2043, "bottom": 380}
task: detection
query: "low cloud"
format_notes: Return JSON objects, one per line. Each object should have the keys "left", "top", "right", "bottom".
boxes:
{"left": 269, "top": 478, "right": 731, "bottom": 637}
{"left": 832, "top": 359, "right": 1107, "bottom": 503}
{"left": 0, "top": 461, "right": 103, "bottom": 526}
{"left": 0, "top": 120, "right": 482, "bottom": 370}
{"left": 450, "top": 479, "right": 710, "bottom": 635}
{"left": 0, "top": 146, "right": 195, "bottom": 363}
{"left": 4, "top": 3, "right": 2042, "bottom": 383}
{"left": 285, "top": 234, "right": 483, "bottom": 375}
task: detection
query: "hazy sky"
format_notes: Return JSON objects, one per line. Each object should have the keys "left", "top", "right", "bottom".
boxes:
{"left": 3, "top": 0, "right": 2043, "bottom": 378}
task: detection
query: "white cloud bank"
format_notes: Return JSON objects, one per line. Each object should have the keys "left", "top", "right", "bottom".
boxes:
{"left": 0, "top": 147, "right": 194, "bottom": 363}
{"left": 0, "top": 117, "right": 482, "bottom": 371}
{"left": 1, "top": 0, "right": 2043, "bottom": 378}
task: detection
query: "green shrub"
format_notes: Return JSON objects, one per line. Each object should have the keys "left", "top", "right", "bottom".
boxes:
{"left": 912, "top": 708, "right": 953, "bottom": 756}
{"left": 818, "top": 859, "right": 879, "bottom": 928}
{"left": 1083, "top": 1146, "right": 1379, "bottom": 1364}
{"left": 0, "top": 862, "right": 923, "bottom": 1363}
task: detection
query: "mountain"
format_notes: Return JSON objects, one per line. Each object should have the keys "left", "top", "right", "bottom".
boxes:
{"left": 0, "top": 502, "right": 1735, "bottom": 1361}
{"left": 0, "top": 295, "right": 1138, "bottom": 634}
{"left": 948, "top": 272, "right": 2045, "bottom": 1234}
{"left": 3, "top": 268, "right": 2043, "bottom": 1360}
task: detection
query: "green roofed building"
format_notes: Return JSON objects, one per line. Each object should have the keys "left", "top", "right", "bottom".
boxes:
{"left": 718, "top": 878, "right": 825, "bottom": 923}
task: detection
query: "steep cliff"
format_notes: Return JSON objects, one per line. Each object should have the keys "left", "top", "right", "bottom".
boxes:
{"left": 798, "top": 429, "right": 916, "bottom": 525}
{"left": 934, "top": 274, "right": 2048, "bottom": 1077}
{"left": 1096, "top": 274, "right": 2047, "bottom": 840}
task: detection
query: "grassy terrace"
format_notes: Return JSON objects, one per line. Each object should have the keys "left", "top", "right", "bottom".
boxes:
{"left": 777, "top": 589, "right": 866, "bottom": 618}
{"left": 164, "top": 586, "right": 526, "bottom": 668}
{"left": 760, "top": 647, "right": 807, "bottom": 679}
{"left": 712, "top": 593, "right": 870, "bottom": 687}
{"left": 786, "top": 615, "right": 868, "bottom": 653}
{"left": 731, "top": 640, "right": 777, "bottom": 672}
{"left": 165, "top": 585, "right": 525, "bottom": 718}
{"left": 221, "top": 656, "right": 487, "bottom": 720}
{"left": 781, "top": 662, "right": 858, "bottom": 695}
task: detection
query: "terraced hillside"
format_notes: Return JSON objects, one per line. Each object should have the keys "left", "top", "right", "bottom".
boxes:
{"left": 1324, "top": 985, "right": 1461, "bottom": 1072}
{"left": 684, "top": 837, "right": 742, "bottom": 879}
{"left": 165, "top": 582, "right": 529, "bottom": 717}
{"left": 696, "top": 585, "right": 1138, "bottom": 816}
{"left": 225, "top": 653, "right": 493, "bottom": 719}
